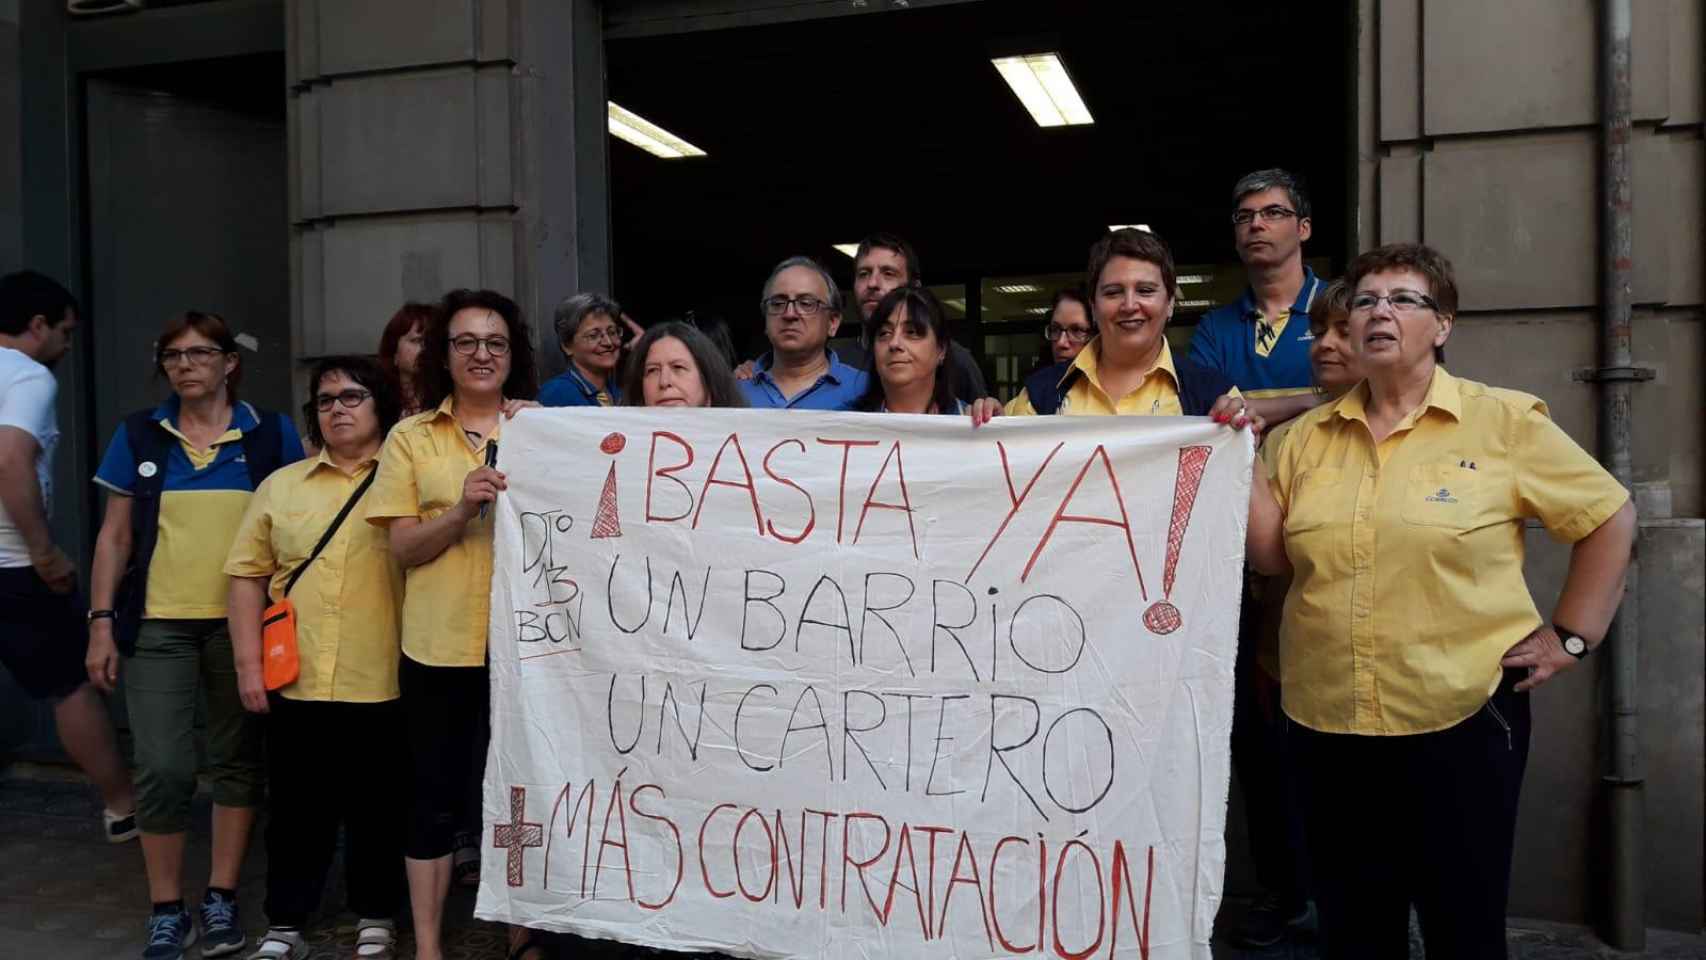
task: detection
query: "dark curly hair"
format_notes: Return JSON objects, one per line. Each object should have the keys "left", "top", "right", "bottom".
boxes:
{"left": 415, "top": 288, "right": 539, "bottom": 410}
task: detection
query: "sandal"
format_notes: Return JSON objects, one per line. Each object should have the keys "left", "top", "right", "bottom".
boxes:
{"left": 353, "top": 918, "right": 396, "bottom": 960}
{"left": 452, "top": 832, "right": 482, "bottom": 888}
{"left": 248, "top": 929, "right": 309, "bottom": 960}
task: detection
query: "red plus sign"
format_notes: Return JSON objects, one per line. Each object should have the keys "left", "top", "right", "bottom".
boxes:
{"left": 492, "top": 786, "right": 544, "bottom": 887}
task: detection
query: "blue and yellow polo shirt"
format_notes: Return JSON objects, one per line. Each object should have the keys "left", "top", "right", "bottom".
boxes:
{"left": 538, "top": 363, "right": 622, "bottom": 407}
{"left": 94, "top": 398, "right": 305, "bottom": 619}
{"left": 1186, "top": 266, "right": 1326, "bottom": 399}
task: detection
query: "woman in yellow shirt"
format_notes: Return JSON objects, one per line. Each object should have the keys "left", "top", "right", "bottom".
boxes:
{"left": 225, "top": 355, "right": 404, "bottom": 960}
{"left": 1003, "top": 228, "right": 1244, "bottom": 420}
{"left": 366, "top": 289, "right": 540, "bottom": 960}
{"left": 1248, "top": 244, "right": 1636, "bottom": 958}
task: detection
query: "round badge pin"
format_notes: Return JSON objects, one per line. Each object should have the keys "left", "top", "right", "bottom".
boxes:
{"left": 138, "top": 461, "right": 158, "bottom": 479}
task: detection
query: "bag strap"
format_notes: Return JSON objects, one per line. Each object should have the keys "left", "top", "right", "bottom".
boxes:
{"left": 280, "top": 466, "right": 378, "bottom": 599}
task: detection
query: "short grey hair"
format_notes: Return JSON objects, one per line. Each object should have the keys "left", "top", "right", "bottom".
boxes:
{"left": 553, "top": 292, "right": 622, "bottom": 344}
{"left": 759, "top": 256, "right": 842, "bottom": 315}
{"left": 1231, "top": 168, "right": 1311, "bottom": 220}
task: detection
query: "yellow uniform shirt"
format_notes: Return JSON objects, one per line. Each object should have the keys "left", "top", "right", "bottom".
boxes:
{"left": 1266, "top": 367, "right": 1629, "bottom": 735}
{"left": 1250, "top": 415, "right": 1308, "bottom": 681}
{"left": 1005, "top": 338, "right": 1188, "bottom": 417}
{"left": 224, "top": 452, "right": 402, "bottom": 702}
{"left": 366, "top": 398, "right": 500, "bottom": 668}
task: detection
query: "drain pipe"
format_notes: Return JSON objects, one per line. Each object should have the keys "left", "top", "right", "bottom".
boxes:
{"left": 1596, "top": 0, "right": 1644, "bottom": 950}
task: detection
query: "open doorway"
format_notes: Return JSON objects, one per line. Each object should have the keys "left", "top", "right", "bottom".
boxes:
{"left": 605, "top": 0, "right": 1350, "bottom": 398}
{"left": 82, "top": 53, "right": 292, "bottom": 453}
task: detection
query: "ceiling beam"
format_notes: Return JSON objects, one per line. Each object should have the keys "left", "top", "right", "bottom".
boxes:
{"left": 606, "top": 0, "right": 984, "bottom": 40}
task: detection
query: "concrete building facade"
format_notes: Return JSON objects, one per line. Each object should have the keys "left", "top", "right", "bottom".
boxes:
{"left": 0, "top": 0, "right": 1700, "bottom": 937}
{"left": 1353, "top": 0, "right": 1705, "bottom": 933}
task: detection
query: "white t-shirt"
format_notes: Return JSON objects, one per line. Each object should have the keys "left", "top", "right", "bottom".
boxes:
{"left": 0, "top": 346, "right": 60, "bottom": 567}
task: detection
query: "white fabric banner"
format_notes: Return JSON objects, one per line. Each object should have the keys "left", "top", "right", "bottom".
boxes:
{"left": 476, "top": 408, "right": 1250, "bottom": 960}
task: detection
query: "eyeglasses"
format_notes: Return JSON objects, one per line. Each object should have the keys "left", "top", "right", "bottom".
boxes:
{"left": 577, "top": 326, "right": 623, "bottom": 346}
{"left": 1348, "top": 291, "right": 1439, "bottom": 314}
{"left": 763, "top": 294, "right": 830, "bottom": 317}
{"left": 1045, "top": 323, "right": 1094, "bottom": 345}
{"left": 449, "top": 335, "right": 511, "bottom": 356}
{"left": 313, "top": 389, "right": 373, "bottom": 411}
{"left": 158, "top": 346, "right": 227, "bottom": 366}
{"left": 1231, "top": 205, "right": 1299, "bottom": 226}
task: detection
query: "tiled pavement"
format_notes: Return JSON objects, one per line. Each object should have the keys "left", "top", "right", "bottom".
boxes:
{"left": 2, "top": 768, "right": 1701, "bottom": 959}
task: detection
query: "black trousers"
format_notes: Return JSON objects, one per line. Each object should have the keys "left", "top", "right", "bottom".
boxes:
{"left": 264, "top": 696, "right": 406, "bottom": 927}
{"left": 1231, "top": 614, "right": 1306, "bottom": 905}
{"left": 399, "top": 655, "right": 490, "bottom": 860}
{"left": 1292, "top": 668, "right": 1531, "bottom": 960}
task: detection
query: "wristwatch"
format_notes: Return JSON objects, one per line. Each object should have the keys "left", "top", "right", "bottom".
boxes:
{"left": 86, "top": 609, "right": 115, "bottom": 624}
{"left": 1555, "top": 624, "right": 1589, "bottom": 659}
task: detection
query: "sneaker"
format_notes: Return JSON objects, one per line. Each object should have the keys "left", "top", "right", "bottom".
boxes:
{"left": 105, "top": 808, "right": 140, "bottom": 843}
{"left": 198, "top": 890, "right": 246, "bottom": 957}
{"left": 245, "top": 928, "right": 307, "bottom": 960}
{"left": 142, "top": 908, "right": 198, "bottom": 960}
{"left": 1234, "top": 891, "right": 1309, "bottom": 948}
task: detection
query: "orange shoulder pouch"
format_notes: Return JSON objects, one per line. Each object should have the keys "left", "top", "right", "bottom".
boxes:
{"left": 261, "top": 598, "right": 300, "bottom": 690}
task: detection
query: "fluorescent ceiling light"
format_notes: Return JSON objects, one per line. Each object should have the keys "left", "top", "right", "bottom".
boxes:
{"left": 1108, "top": 223, "right": 1151, "bottom": 233}
{"left": 607, "top": 102, "right": 706, "bottom": 159}
{"left": 943, "top": 298, "right": 967, "bottom": 312}
{"left": 1176, "top": 274, "right": 1212, "bottom": 285}
{"left": 991, "top": 53, "right": 1094, "bottom": 128}
{"left": 832, "top": 243, "right": 860, "bottom": 258}
{"left": 1025, "top": 306, "right": 1051, "bottom": 315}
{"left": 1177, "top": 299, "right": 1213, "bottom": 309}
{"left": 994, "top": 283, "right": 1042, "bottom": 295}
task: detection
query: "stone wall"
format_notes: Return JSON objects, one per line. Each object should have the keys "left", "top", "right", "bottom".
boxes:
{"left": 1358, "top": 0, "right": 1706, "bottom": 930}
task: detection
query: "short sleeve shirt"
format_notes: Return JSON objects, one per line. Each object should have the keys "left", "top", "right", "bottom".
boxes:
{"left": 225, "top": 452, "right": 402, "bottom": 702}
{"left": 1186, "top": 267, "right": 1325, "bottom": 399}
{"left": 538, "top": 365, "right": 621, "bottom": 407}
{"left": 0, "top": 348, "right": 59, "bottom": 567}
{"left": 94, "top": 399, "right": 306, "bottom": 619}
{"left": 1005, "top": 339, "right": 1233, "bottom": 417}
{"left": 365, "top": 397, "right": 499, "bottom": 667}
{"left": 1266, "top": 367, "right": 1629, "bottom": 735}
{"left": 740, "top": 350, "right": 869, "bottom": 411}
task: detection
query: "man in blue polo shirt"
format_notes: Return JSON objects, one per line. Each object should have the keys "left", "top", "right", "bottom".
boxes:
{"left": 1189, "top": 169, "right": 1320, "bottom": 949}
{"left": 740, "top": 256, "right": 868, "bottom": 410}
{"left": 1187, "top": 168, "right": 1326, "bottom": 411}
